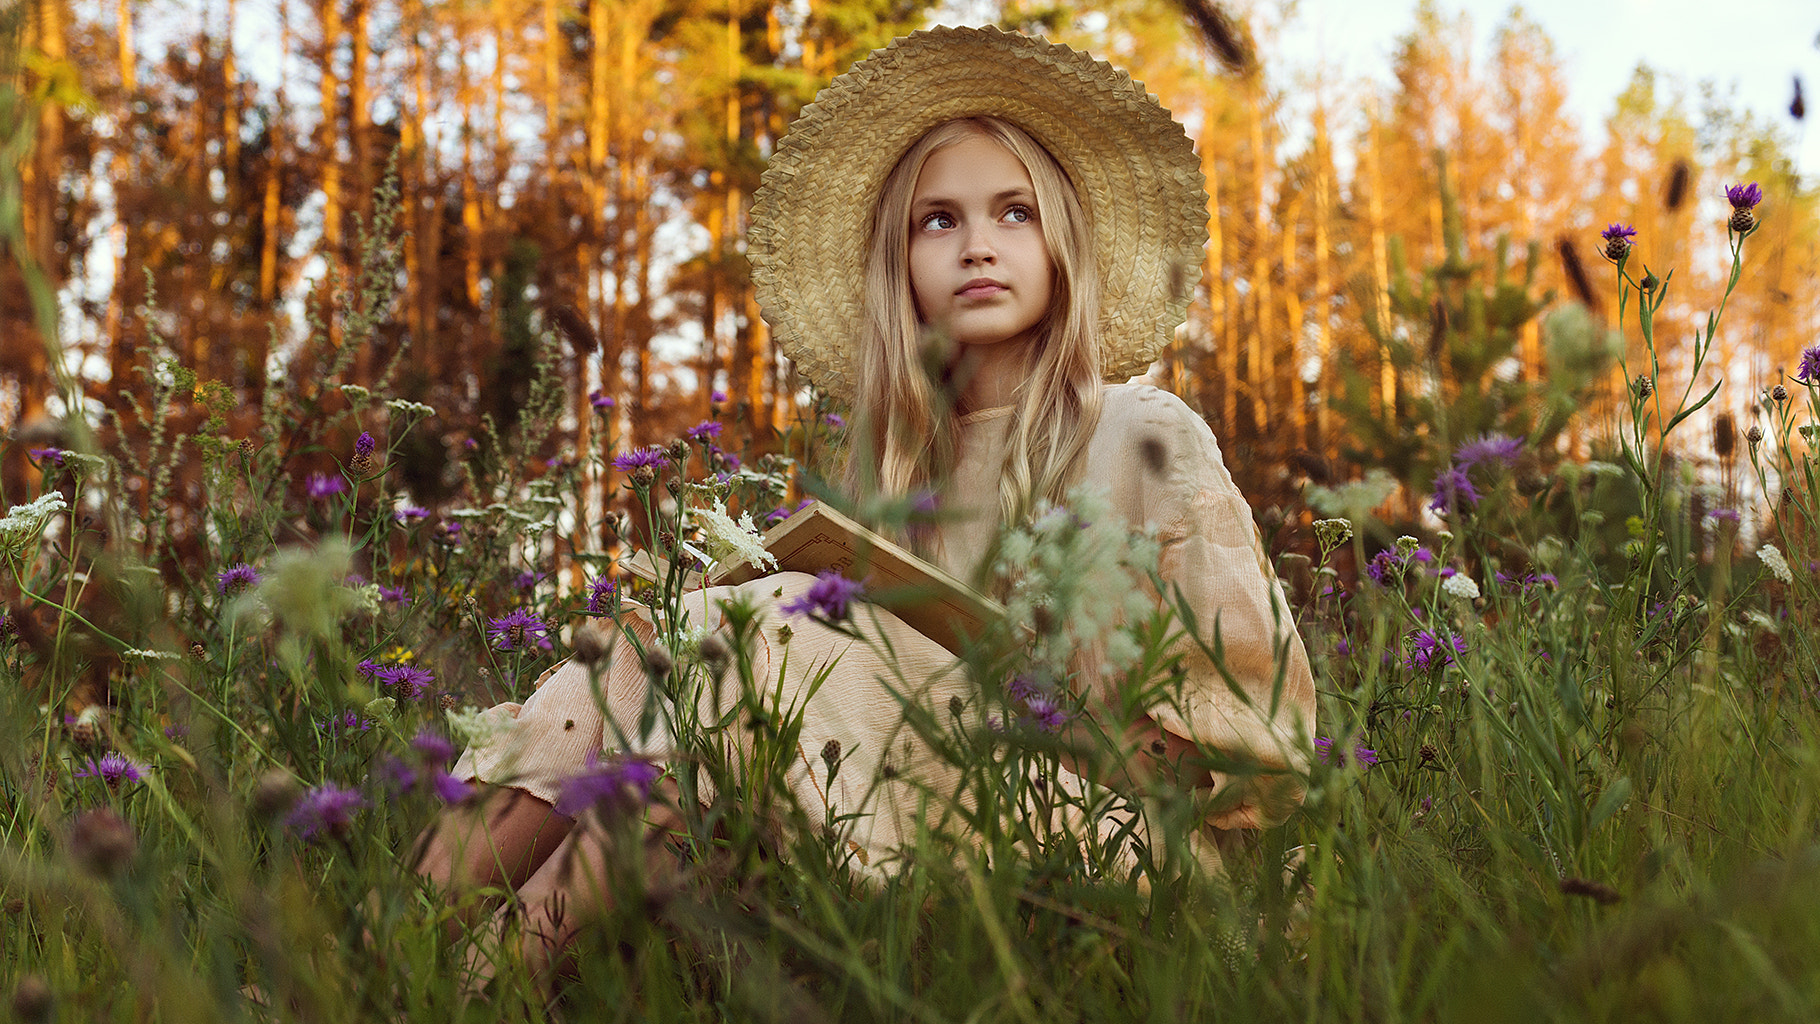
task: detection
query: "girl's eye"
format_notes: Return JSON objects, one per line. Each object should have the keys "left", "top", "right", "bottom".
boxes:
{"left": 919, "top": 212, "right": 956, "bottom": 231}
{"left": 1003, "top": 205, "right": 1034, "bottom": 224}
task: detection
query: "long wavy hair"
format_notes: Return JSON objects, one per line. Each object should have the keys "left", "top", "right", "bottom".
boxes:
{"left": 845, "top": 116, "right": 1104, "bottom": 554}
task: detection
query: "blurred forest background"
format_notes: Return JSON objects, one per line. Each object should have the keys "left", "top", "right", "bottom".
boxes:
{"left": 2, "top": 0, "right": 1815, "bottom": 536}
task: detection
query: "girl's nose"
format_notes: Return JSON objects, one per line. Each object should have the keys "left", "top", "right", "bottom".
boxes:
{"left": 961, "top": 231, "right": 996, "bottom": 265}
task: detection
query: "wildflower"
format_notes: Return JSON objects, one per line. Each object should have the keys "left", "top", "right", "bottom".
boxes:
{"left": 585, "top": 576, "right": 617, "bottom": 615}
{"left": 377, "top": 665, "right": 435, "bottom": 700}
{"left": 1021, "top": 694, "right": 1069, "bottom": 733}
{"left": 824, "top": 413, "right": 846, "bottom": 429}
{"left": 1758, "top": 543, "right": 1794, "bottom": 584}
{"left": 394, "top": 503, "right": 430, "bottom": 524}
{"left": 1747, "top": 425, "right": 1764, "bottom": 447}
{"left": 378, "top": 584, "right": 410, "bottom": 606}
{"left": 426, "top": 771, "right": 473, "bottom": 804}
{"left": 685, "top": 420, "right": 724, "bottom": 442}
{"left": 764, "top": 497, "right": 814, "bottom": 527}
{"left": 1441, "top": 573, "right": 1480, "bottom": 601}
{"left": 554, "top": 754, "right": 662, "bottom": 819}
{"left": 1428, "top": 465, "right": 1483, "bottom": 514}
{"left": 1314, "top": 737, "right": 1379, "bottom": 770}
{"left": 710, "top": 389, "right": 728, "bottom": 404}
{"left": 410, "top": 729, "right": 457, "bottom": 765}
{"left": 316, "top": 710, "right": 372, "bottom": 735}
{"left": 1600, "top": 223, "right": 1637, "bottom": 261}
{"left": 0, "top": 492, "right": 67, "bottom": 554}
{"left": 612, "top": 446, "right": 667, "bottom": 486}
{"left": 1774, "top": 383, "right": 1791, "bottom": 403}
{"left": 1796, "top": 347, "right": 1820, "bottom": 386}
{"left": 779, "top": 571, "right": 866, "bottom": 622}
{"left": 354, "top": 431, "right": 376, "bottom": 459}
{"left": 1454, "top": 433, "right": 1523, "bottom": 470}
{"left": 1366, "top": 550, "right": 1404, "bottom": 587}
{"left": 385, "top": 398, "right": 435, "bottom": 418}
{"left": 73, "top": 752, "right": 145, "bottom": 789}
{"left": 27, "top": 447, "right": 64, "bottom": 466}
{"left": 693, "top": 499, "right": 777, "bottom": 573}
{"left": 1726, "top": 182, "right": 1763, "bottom": 233}
{"left": 1406, "top": 629, "right": 1467, "bottom": 672}
{"left": 356, "top": 658, "right": 383, "bottom": 679}
{"left": 1312, "top": 518, "right": 1353, "bottom": 552}
{"left": 486, "top": 608, "right": 550, "bottom": 652}
{"left": 588, "top": 389, "right": 616, "bottom": 410}
{"left": 285, "top": 783, "right": 365, "bottom": 841}
{"left": 68, "top": 808, "right": 136, "bottom": 875}
{"left": 216, "top": 563, "right": 260, "bottom": 595}
{"left": 512, "top": 569, "right": 540, "bottom": 590}
{"left": 306, "top": 473, "right": 346, "bottom": 500}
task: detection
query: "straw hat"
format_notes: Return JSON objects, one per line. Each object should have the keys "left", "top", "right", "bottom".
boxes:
{"left": 747, "top": 25, "right": 1209, "bottom": 399}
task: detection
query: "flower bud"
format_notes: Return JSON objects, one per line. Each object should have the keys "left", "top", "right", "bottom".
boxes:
{"left": 11, "top": 975, "right": 52, "bottom": 1024}
{"left": 1633, "top": 375, "right": 1655, "bottom": 400}
{"left": 572, "top": 621, "right": 611, "bottom": 666}
{"left": 1640, "top": 272, "right": 1659, "bottom": 292}
{"left": 642, "top": 645, "right": 673, "bottom": 681}
{"left": 1773, "top": 384, "right": 1789, "bottom": 403}
{"left": 67, "top": 808, "right": 136, "bottom": 876}
{"left": 1747, "top": 425, "right": 1764, "bottom": 447}
{"left": 251, "top": 769, "right": 302, "bottom": 819}
{"left": 698, "top": 634, "right": 731, "bottom": 679}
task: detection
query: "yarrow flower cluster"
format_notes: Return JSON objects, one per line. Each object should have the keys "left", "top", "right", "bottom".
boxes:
{"left": 554, "top": 754, "right": 662, "bottom": 819}
{"left": 1315, "top": 737, "right": 1379, "bottom": 770}
{"left": 486, "top": 608, "right": 551, "bottom": 652}
{"left": 780, "top": 571, "right": 866, "bottom": 622}
{"left": 286, "top": 784, "right": 366, "bottom": 841}
{"left": 1758, "top": 543, "right": 1794, "bottom": 585}
{"left": 1312, "top": 518, "right": 1353, "bottom": 554}
{"left": 0, "top": 492, "right": 67, "bottom": 554}
{"left": 1440, "top": 572, "right": 1480, "bottom": 601}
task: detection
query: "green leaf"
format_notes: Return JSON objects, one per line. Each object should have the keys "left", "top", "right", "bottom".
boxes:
{"left": 1588, "top": 776, "right": 1632, "bottom": 832}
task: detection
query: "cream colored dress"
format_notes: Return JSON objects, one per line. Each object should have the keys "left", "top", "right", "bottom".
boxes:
{"left": 453, "top": 382, "right": 1316, "bottom": 873}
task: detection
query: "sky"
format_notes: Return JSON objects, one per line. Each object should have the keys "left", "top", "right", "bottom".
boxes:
{"left": 1271, "top": 0, "right": 1818, "bottom": 181}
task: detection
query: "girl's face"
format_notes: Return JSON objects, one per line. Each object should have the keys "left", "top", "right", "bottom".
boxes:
{"left": 907, "top": 133, "right": 1055, "bottom": 351}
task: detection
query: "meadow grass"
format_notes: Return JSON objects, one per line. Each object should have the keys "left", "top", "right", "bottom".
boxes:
{"left": 4, "top": 199, "right": 1820, "bottom": 1023}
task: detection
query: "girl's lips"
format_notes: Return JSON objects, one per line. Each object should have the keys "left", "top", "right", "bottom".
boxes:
{"left": 956, "top": 280, "right": 1007, "bottom": 299}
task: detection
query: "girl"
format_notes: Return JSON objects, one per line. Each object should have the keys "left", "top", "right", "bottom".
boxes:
{"left": 422, "top": 25, "right": 1315, "bottom": 975}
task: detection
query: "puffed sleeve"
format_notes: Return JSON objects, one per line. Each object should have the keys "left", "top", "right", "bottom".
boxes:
{"left": 1091, "top": 385, "right": 1316, "bottom": 829}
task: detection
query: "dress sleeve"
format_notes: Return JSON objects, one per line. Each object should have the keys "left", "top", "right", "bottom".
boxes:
{"left": 1104, "top": 386, "right": 1317, "bottom": 829}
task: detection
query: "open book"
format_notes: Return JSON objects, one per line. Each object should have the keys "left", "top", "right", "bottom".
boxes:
{"left": 712, "top": 501, "right": 1002, "bottom": 655}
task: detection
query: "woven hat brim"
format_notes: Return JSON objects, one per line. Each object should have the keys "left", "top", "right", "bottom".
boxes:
{"left": 749, "top": 26, "right": 1209, "bottom": 400}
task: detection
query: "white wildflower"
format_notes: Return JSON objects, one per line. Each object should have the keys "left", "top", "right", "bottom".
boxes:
{"left": 365, "top": 696, "right": 397, "bottom": 720}
{"left": 1311, "top": 518, "right": 1353, "bottom": 551}
{"left": 1441, "top": 573, "right": 1480, "bottom": 601}
{"left": 385, "top": 398, "right": 435, "bottom": 417}
{"left": 339, "top": 383, "right": 371, "bottom": 402}
{"left": 1758, "top": 543, "right": 1794, "bottom": 584}
{"left": 0, "top": 492, "right": 68, "bottom": 553}
{"left": 123, "top": 648, "right": 182, "bottom": 661}
{"left": 693, "top": 500, "right": 777, "bottom": 574}
{"left": 447, "top": 705, "right": 505, "bottom": 748}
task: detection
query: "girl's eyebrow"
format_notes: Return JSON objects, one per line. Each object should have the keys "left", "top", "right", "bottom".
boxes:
{"left": 911, "top": 187, "right": 1037, "bottom": 212}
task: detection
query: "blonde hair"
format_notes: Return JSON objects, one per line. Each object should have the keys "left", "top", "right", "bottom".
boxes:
{"left": 847, "top": 117, "right": 1104, "bottom": 547}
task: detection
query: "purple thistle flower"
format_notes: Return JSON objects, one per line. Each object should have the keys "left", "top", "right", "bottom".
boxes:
{"left": 554, "top": 754, "right": 662, "bottom": 818}
{"left": 1726, "top": 182, "right": 1763, "bottom": 210}
{"left": 710, "top": 389, "right": 728, "bottom": 404}
{"left": 315, "top": 710, "right": 373, "bottom": 735}
{"left": 306, "top": 473, "right": 347, "bottom": 499}
{"left": 1366, "top": 550, "right": 1403, "bottom": 587}
{"left": 28, "top": 446, "right": 65, "bottom": 466}
{"left": 763, "top": 498, "right": 813, "bottom": 528}
{"left": 1313, "top": 737, "right": 1378, "bottom": 770}
{"left": 1334, "top": 638, "right": 1352, "bottom": 656}
{"left": 1600, "top": 223, "right": 1637, "bottom": 243}
{"left": 611, "top": 446, "right": 668, "bottom": 472}
{"left": 512, "top": 569, "right": 541, "bottom": 591}
{"left": 74, "top": 752, "right": 145, "bottom": 788}
{"left": 440, "top": 521, "right": 461, "bottom": 541}
{"left": 410, "top": 730, "right": 457, "bottom": 764}
{"left": 686, "top": 420, "right": 724, "bottom": 442}
{"left": 354, "top": 432, "right": 376, "bottom": 459}
{"left": 1405, "top": 629, "right": 1468, "bottom": 672}
{"left": 216, "top": 563, "right": 260, "bottom": 595}
{"left": 1021, "top": 695, "right": 1069, "bottom": 734}
{"left": 394, "top": 504, "right": 430, "bottom": 523}
{"left": 586, "top": 576, "right": 617, "bottom": 616}
{"left": 779, "top": 571, "right": 866, "bottom": 622}
{"left": 1495, "top": 570, "right": 1559, "bottom": 594}
{"left": 378, "top": 584, "right": 410, "bottom": 606}
{"left": 486, "top": 608, "right": 550, "bottom": 652}
{"left": 1429, "top": 465, "right": 1483, "bottom": 514}
{"left": 427, "top": 770, "right": 473, "bottom": 804}
{"left": 355, "top": 658, "right": 382, "bottom": 679}
{"left": 285, "top": 783, "right": 365, "bottom": 841}
{"left": 1797, "top": 346, "right": 1820, "bottom": 385}
{"left": 1454, "top": 433, "right": 1523, "bottom": 470}
{"left": 1005, "top": 673, "right": 1041, "bottom": 704}
{"left": 824, "top": 413, "right": 846, "bottom": 429}
{"left": 377, "top": 665, "right": 435, "bottom": 700}
{"left": 589, "top": 389, "right": 616, "bottom": 410}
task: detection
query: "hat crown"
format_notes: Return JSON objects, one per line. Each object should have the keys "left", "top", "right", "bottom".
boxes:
{"left": 749, "top": 26, "right": 1209, "bottom": 399}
